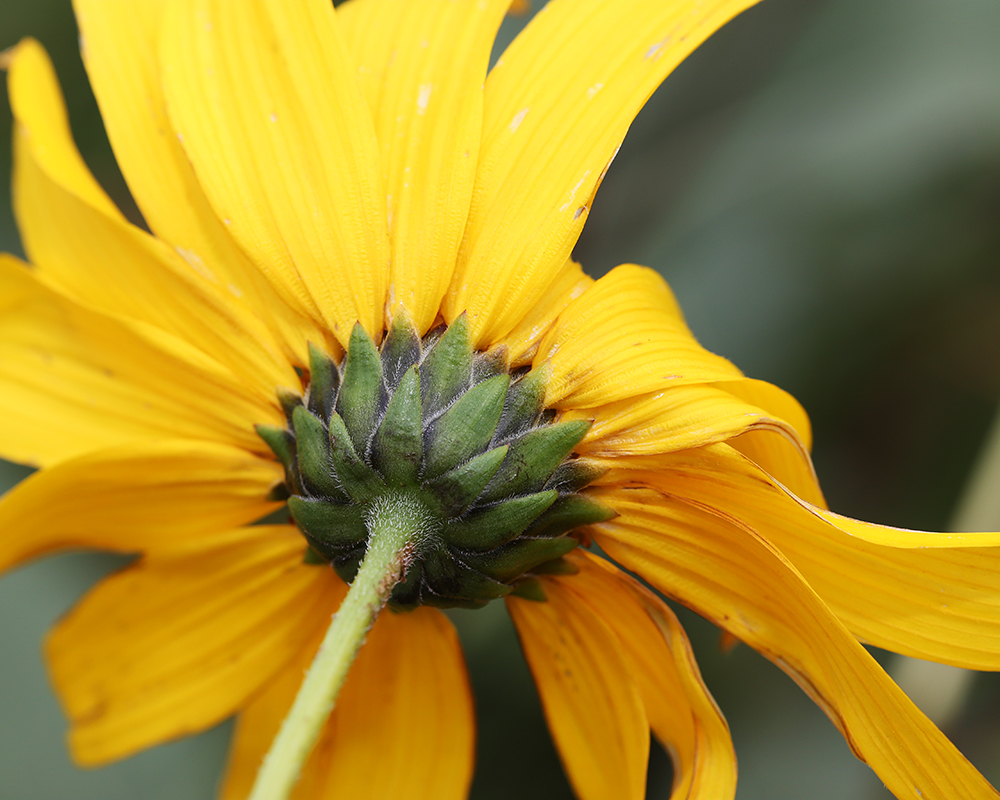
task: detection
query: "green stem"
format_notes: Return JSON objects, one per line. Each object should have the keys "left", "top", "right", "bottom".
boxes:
{"left": 248, "top": 494, "right": 428, "bottom": 800}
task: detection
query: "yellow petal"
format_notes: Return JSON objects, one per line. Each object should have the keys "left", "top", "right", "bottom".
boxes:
{"left": 305, "top": 607, "right": 474, "bottom": 800}
{"left": 0, "top": 255, "right": 279, "bottom": 466}
{"left": 217, "top": 624, "right": 330, "bottom": 800}
{"left": 493, "top": 257, "right": 593, "bottom": 365}
{"left": 220, "top": 605, "right": 474, "bottom": 800}
{"left": 339, "top": 0, "right": 510, "bottom": 335}
{"left": 717, "top": 377, "right": 813, "bottom": 450}
{"left": 591, "top": 487, "right": 998, "bottom": 799}
{"left": 4, "top": 38, "right": 116, "bottom": 216}
{"left": 69, "top": 5, "right": 329, "bottom": 365}
{"left": 727, "top": 426, "right": 825, "bottom": 508}
{"left": 566, "top": 371, "right": 824, "bottom": 507}
{"left": 629, "top": 444, "right": 1000, "bottom": 668}
{"left": 9, "top": 39, "right": 298, "bottom": 399}
{"left": 564, "top": 382, "right": 800, "bottom": 458}
{"left": 47, "top": 525, "right": 337, "bottom": 766}
{"left": 553, "top": 551, "right": 737, "bottom": 800}
{"left": 0, "top": 440, "right": 282, "bottom": 572}
{"left": 161, "top": 0, "right": 389, "bottom": 345}
{"left": 536, "top": 265, "right": 742, "bottom": 407}
{"left": 447, "top": 0, "right": 761, "bottom": 345}
{"left": 507, "top": 578, "right": 649, "bottom": 800}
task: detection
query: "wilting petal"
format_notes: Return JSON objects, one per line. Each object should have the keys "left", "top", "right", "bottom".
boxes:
{"left": 591, "top": 486, "right": 998, "bottom": 799}
{"left": 551, "top": 551, "right": 737, "bottom": 800}
{"left": 536, "top": 265, "right": 742, "bottom": 407}
{"left": 0, "top": 440, "right": 283, "bottom": 572}
{"left": 715, "top": 377, "right": 824, "bottom": 505}
{"left": 447, "top": 0, "right": 761, "bottom": 345}
{"left": 507, "top": 578, "right": 649, "bottom": 800}
{"left": 627, "top": 444, "right": 1000, "bottom": 669}
{"left": 161, "top": 0, "right": 389, "bottom": 345}
{"left": 67, "top": 5, "right": 328, "bottom": 366}
{"left": 574, "top": 380, "right": 823, "bottom": 508}
{"left": 726, "top": 427, "right": 825, "bottom": 508}
{"left": 47, "top": 526, "right": 337, "bottom": 766}
{"left": 220, "top": 606, "right": 473, "bottom": 800}
{"left": 339, "top": 0, "right": 509, "bottom": 334}
{"left": 8, "top": 39, "right": 297, "bottom": 398}
{"left": 565, "top": 382, "right": 802, "bottom": 460}
{"left": 0, "top": 255, "right": 280, "bottom": 466}
{"left": 717, "top": 377, "right": 813, "bottom": 450}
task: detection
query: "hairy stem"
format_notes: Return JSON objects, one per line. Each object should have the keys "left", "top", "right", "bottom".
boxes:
{"left": 248, "top": 494, "right": 429, "bottom": 800}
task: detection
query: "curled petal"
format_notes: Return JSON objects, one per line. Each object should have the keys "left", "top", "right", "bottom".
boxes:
{"left": 565, "top": 382, "right": 805, "bottom": 463}
{"left": 612, "top": 444, "right": 1000, "bottom": 668}
{"left": 552, "top": 551, "right": 737, "bottom": 800}
{"left": 725, "top": 426, "right": 825, "bottom": 508}
{"left": 717, "top": 377, "right": 813, "bottom": 450}
{"left": 591, "top": 486, "right": 998, "bottom": 800}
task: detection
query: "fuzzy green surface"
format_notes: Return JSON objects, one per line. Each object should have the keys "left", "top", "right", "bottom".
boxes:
{"left": 259, "top": 315, "right": 614, "bottom": 610}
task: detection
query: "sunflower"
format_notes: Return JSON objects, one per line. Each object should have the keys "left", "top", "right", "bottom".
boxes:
{"left": 1, "top": 0, "right": 999, "bottom": 799}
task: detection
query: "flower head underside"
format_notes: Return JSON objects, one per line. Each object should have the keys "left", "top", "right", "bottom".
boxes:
{"left": 1, "top": 1, "right": 1000, "bottom": 800}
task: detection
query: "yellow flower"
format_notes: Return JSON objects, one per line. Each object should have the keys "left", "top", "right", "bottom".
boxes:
{"left": 1, "top": 1, "right": 998, "bottom": 799}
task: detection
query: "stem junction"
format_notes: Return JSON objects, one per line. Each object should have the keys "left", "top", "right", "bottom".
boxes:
{"left": 248, "top": 493, "right": 432, "bottom": 800}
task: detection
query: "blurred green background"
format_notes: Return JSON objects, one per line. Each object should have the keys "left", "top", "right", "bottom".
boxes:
{"left": 2, "top": 0, "right": 999, "bottom": 798}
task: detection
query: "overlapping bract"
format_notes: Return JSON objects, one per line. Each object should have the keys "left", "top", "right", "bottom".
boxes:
{"left": 260, "top": 315, "right": 613, "bottom": 609}
{"left": 0, "top": 1, "right": 997, "bottom": 799}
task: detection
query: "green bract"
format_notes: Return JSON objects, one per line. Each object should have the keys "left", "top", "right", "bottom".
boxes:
{"left": 258, "top": 314, "right": 614, "bottom": 610}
